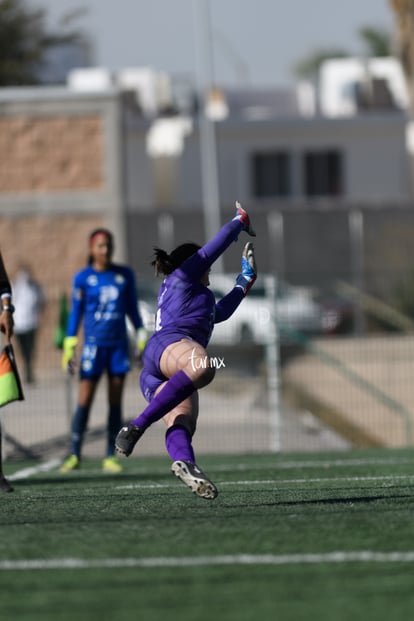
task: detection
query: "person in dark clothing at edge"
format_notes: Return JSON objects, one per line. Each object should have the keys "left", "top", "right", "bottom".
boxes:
{"left": 0, "top": 250, "right": 15, "bottom": 493}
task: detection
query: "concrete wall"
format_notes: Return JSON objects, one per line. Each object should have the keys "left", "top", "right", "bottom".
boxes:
{"left": 0, "top": 86, "right": 129, "bottom": 265}
{"left": 0, "top": 87, "right": 413, "bottom": 373}
{"left": 126, "top": 113, "right": 411, "bottom": 209}
{"left": 0, "top": 87, "right": 126, "bottom": 367}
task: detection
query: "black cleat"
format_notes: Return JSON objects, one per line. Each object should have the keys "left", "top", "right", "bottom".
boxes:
{"left": 171, "top": 460, "right": 218, "bottom": 500}
{"left": 115, "top": 424, "right": 143, "bottom": 457}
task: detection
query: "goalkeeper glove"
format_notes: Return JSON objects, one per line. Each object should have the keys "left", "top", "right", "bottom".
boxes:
{"left": 62, "top": 336, "right": 78, "bottom": 372}
{"left": 232, "top": 201, "right": 256, "bottom": 237}
{"left": 136, "top": 327, "right": 148, "bottom": 355}
{"left": 236, "top": 242, "right": 257, "bottom": 295}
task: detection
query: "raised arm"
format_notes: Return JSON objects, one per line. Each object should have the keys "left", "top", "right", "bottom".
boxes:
{"left": 215, "top": 242, "right": 257, "bottom": 324}
{"left": 178, "top": 202, "right": 255, "bottom": 283}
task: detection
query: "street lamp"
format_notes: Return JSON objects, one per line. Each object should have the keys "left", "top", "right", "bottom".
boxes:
{"left": 192, "top": 0, "right": 223, "bottom": 272}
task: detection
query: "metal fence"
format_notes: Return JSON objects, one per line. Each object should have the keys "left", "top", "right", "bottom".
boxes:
{"left": 3, "top": 267, "right": 414, "bottom": 464}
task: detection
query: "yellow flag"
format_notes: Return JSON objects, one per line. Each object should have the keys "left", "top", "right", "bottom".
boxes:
{"left": 0, "top": 345, "right": 24, "bottom": 407}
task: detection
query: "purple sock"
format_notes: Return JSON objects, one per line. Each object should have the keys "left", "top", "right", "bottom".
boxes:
{"left": 132, "top": 370, "right": 195, "bottom": 430}
{"left": 165, "top": 425, "right": 195, "bottom": 463}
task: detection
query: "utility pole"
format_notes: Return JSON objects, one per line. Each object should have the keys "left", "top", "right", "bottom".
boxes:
{"left": 192, "top": 0, "right": 223, "bottom": 272}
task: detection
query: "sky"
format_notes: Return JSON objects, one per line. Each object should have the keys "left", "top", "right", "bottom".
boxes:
{"left": 28, "top": 0, "right": 394, "bottom": 88}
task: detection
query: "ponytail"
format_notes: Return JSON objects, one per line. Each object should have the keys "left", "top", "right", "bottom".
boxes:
{"left": 151, "top": 242, "right": 201, "bottom": 275}
{"left": 151, "top": 248, "right": 175, "bottom": 275}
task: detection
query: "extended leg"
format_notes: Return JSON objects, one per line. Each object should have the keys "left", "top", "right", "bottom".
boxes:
{"left": 116, "top": 340, "right": 215, "bottom": 456}
{"left": 164, "top": 392, "right": 218, "bottom": 500}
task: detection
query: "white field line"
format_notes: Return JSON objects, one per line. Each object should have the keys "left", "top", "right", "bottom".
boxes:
{"left": 8, "top": 458, "right": 61, "bottom": 481}
{"left": 229, "top": 457, "right": 414, "bottom": 471}
{"left": 222, "top": 474, "right": 414, "bottom": 485}
{"left": 7, "top": 460, "right": 413, "bottom": 489}
{"left": 115, "top": 473, "right": 414, "bottom": 490}
{"left": 6, "top": 455, "right": 414, "bottom": 486}
{"left": 1, "top": 551, "right": 414, "bottom": 571}
{"left": 5, "top": 455, "right": 414, "bottom": 482}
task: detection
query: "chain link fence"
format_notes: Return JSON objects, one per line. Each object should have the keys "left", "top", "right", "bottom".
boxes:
{"left": 3, "top": 265, "right": 414, "bottom": 462}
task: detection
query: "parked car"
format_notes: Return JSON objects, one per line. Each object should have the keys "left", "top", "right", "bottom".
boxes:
{"left": 128, "top": 273, "right": 345, "bottom": 349}
{"left": 317, "top": 294, "right": 355, "bottom": 335}
{"left": 209, "top": 274, "right": 329, "bottom": 346}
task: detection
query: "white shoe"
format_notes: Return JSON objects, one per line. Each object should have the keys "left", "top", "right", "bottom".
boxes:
{"left": 171, "top": 460, "right": 218, "bottom": 500}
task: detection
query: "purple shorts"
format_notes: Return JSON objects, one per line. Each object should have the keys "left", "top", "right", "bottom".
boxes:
{"left": 139, "top": 331, "right": 191, "bottom": 402}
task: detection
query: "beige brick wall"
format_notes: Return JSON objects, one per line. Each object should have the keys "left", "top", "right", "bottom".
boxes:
{"left": 0, "top": 100, "right": 123, "bottom": 378}
{"left": 0, "top": 214, "right": 106, "bottom": 371}
{"left": 0, "top": 115, "right": 104, "bottom": 192}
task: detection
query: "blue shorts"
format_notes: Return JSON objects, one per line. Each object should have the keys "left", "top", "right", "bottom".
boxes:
{"left": 79, "top": 342, "right": 130, "bottom": 380}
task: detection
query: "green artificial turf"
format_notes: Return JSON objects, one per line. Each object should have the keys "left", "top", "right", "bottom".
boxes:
{"left": 1, "top": 449, "right": 414, "bottom": 620}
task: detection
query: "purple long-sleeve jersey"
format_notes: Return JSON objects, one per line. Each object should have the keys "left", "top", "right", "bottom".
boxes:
{"left": 151, "top": 219, "right": 245, "bottom": 350}
{"left": 139, "top": 219, "right": 248, "bottom": 401}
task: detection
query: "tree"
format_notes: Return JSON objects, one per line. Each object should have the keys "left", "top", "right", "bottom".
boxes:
{"left": 390, "top": 0, "right": 414, "bottom": 112}
{"left": 0, "top": 0, "right": 81, "bottom": 86}
{"left": 389, "top": 0, "right": 414, "bottom": 197}
{"left": 358, "top": 26, "right": 392, "bottom": 57}
{"left": 294, "top": 48, "right": 350, "bottom": 82}
{"left": 293, "top": 26, "right": 392, "bottom": 81}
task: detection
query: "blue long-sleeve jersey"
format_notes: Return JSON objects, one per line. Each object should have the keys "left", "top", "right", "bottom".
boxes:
{"left": 66, "top": 263, "right": 143, "bottom": 346}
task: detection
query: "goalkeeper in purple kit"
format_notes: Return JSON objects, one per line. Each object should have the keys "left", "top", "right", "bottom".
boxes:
{"left": 116, "top": 202, "right": 257, "bottom": 499}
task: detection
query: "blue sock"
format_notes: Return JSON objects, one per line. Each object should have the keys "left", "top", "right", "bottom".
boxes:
{"left": 131, "top": 370, "right": 195, "bottom": 430}
{"left": 107, "top": 404, "right": 122, "bottom": 457}
{"left": 70, "top": 405, "right": 90, "bottom": 457}
{"left": 165, "top": 425, "right": 195, "bottom": 463}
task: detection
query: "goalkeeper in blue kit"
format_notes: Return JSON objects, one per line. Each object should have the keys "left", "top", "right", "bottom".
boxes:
{"left": 60, "top": 229, "right": 146, "bottom": 473}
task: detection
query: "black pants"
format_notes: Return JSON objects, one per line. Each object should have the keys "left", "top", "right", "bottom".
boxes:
{"left": 15, "top": 329, "right": 36, "bottom": 384}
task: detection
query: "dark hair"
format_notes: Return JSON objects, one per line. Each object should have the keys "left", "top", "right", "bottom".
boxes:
{"left": 151, "top": 242, "right": 201, "bottom": 275}
{"left": 88, "top": 228, "right": 114, "bottom": 264}
{"left": 89, "top": 228, "right": 114, "bottom": 245}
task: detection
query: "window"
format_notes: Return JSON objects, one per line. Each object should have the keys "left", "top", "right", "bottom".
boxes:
{"left": 251, "top": 151, "right": 291, "bottom": 198}
{"left": 303, "top": 150, "right": 343, "bottom": 197}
